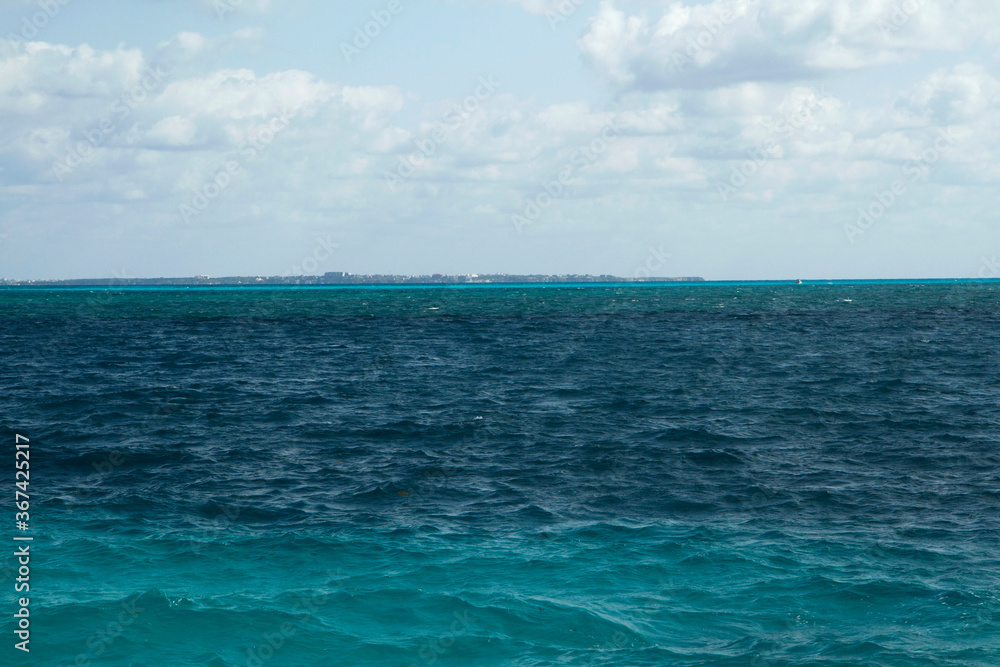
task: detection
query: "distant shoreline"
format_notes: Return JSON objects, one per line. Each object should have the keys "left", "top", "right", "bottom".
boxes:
{"left": 2, "top": 277, "right": 994, "bottom": 289}
{"left": 0, "top": 274, "right": 705, "bottom": 287}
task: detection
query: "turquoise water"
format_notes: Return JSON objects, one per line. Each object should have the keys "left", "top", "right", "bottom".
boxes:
{"left": 1, "top": 284, "right": 998, "bottom": 665}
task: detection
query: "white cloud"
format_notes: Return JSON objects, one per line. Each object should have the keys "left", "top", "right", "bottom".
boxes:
{"left": 898, "top": 62, "right": 999, "bottom": 124}
{"left": 190, "top": 0, "right": 273, "bottom": 15}
{"left": 500, "top": 0, "right": 577, "bottom": 15}
{"left": 145, "top": 115, "right": 200, "bottom": 147}
{"left": 3, "top": 30, "right": 997, "bottom": 204}
{"left": 0, "top": 41, "right": 146, "bottom": 100}
{"left": 578, "top": 0, "right": 1000, "bottom": 90}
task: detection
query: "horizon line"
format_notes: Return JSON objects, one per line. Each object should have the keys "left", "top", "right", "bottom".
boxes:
{"left": 3, "top": 277, "right": 999, "bottom": 287}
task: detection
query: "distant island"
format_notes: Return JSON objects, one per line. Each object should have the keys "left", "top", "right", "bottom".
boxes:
{"left": 1, "top": 273, "right": 705, "bottom": 287}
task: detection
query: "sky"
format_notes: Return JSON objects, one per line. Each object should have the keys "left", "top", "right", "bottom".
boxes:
{"left": 0, "top": 0, "right": 998, "bottom": 281}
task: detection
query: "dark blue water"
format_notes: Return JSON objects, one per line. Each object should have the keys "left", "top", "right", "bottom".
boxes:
{"left": 1, "top": 284, "right": 998, "bottom": 665}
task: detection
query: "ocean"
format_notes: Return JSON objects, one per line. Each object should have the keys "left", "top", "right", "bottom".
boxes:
{"left": 1, "top": 282, "right": 998, "bottom": 666}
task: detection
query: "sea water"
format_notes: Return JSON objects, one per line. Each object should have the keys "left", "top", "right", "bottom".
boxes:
{"left": 1, "top": 283, "right": 998, "bottom": 665}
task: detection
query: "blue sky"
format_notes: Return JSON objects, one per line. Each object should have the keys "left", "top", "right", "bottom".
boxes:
{"left": 1, "top": 0, "right": 998, "bottom": 280}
